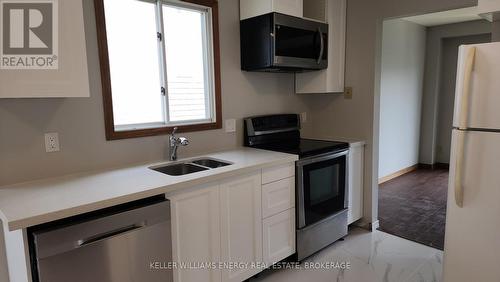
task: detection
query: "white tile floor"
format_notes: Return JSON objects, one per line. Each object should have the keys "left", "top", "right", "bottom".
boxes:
{"left": 251, "top": 228, "right": 443, "bottom": 282}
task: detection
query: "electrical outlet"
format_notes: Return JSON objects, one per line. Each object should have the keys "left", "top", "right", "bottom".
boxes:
{"left": 225, "top": 119, "right": 236, "bottom": 133}
{"left": 344, "top": 87, "right": 353, "bottom": 99}
{"left": 300, "top": 112, "right": 307, "bottom": 123}
{"left": 44, "top": 133, "right": 60, "bottom": 153}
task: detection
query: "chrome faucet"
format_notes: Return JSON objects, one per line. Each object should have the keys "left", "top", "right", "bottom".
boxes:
{"left": 169, "top": 127, "right": 189, "bottom": 161}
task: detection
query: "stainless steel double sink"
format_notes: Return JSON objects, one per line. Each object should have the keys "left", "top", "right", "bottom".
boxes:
{"left": 150, "top": 158, "right": 232, "bottom": 176}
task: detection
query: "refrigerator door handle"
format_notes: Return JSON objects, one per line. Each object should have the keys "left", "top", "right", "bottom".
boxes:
{"left": 454, "top": 130, "right": 466, "bottom": 208}
{"left": 457, "top": 47, "right": 477, "bottom": 129}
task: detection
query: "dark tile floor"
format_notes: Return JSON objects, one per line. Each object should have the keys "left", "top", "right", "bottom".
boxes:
{"left": 378, "top": 168, "right": 449, "bottom": 250}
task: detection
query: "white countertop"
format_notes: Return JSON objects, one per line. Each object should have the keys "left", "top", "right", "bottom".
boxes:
{"left": 301, "top": 135, "right": 366, "bottom": 148}
{"left": 0, "top": 148, "right": 298, "bottom": 231}
{"left": 339, "top": 138, "right": 366, "bottom": 148}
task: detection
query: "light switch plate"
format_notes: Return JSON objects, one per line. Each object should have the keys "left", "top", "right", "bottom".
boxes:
{"left": 300, "top": 112, "right": 307, "bottom": 123}
{"left": 225, "top": 119, "right": 236, "bottom": 133}
{"left": 44, "top": 133, "right": 60, "bottom": 153}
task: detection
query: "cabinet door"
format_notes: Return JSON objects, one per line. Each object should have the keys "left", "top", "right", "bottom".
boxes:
{"left": 240, "top": 0, "right": 303, "bottom": 20}
{"left": 220, "top": 173, "right": 262, "bottom": 282}
{"left": 273, "top": 0, "right": 303, "bottom": 18}
{"left": 262, "top": 209, "right": 296, "bottom": 265}
{"left": 169, "top": 186, "right": 221, "bottom": 282}
{"left": 295, "top": 0, "right": 346, "bottom": 94}
{"left": 348, "top": 145, "right": 364, "bottom": 224}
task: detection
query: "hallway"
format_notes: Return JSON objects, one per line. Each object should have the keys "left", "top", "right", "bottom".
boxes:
{"left": 378, "top": 168, "right": 449, "bottom": 250}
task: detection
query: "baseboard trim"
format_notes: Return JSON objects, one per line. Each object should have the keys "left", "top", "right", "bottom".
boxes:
{"left": 370, "top": 220, "right": 380, "bottom": 232}
{"left": 419, "top": 163, "right": 450, "bottom": 170}
{"left": 378, "top": 165, "right": 418, "bottom": 185}
{"left": 351, "top": 218, "right": 370, "bottom": 229}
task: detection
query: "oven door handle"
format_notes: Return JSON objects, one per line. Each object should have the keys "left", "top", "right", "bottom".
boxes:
{"left": 297, "top": 150, "right": 349, "bottom": 167}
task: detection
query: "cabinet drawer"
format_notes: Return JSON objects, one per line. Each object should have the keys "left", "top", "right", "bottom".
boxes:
{"left": 262, "top": 178, "right": 295, "bottom": 218}
{"left": 262, "top": 163, "right": 295, "bottom": 184}
{"left": 262, "top": 209, "right": 296, "bottom": 265}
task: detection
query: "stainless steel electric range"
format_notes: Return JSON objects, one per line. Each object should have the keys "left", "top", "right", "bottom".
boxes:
{"left": 244, "top": 114, "right": 349, "bottom": 261}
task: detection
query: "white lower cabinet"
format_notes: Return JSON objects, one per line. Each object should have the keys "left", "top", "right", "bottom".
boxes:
{"left": 262, "top": 178, "right": 295, "bottom": 218}
{"left": 170, "top": 185, "right": 221, "bottom": 282}
{"left": 347, "top": 143, "right": 365, "bottom": 224}
{"left": 262, "top": 209, "right": 296, "bottom": 265}
{"left": 220, "top": 173, "right": 262, "bottom": 282}
{"left": 169, "top": 164, "right": 296, "bottom": 282}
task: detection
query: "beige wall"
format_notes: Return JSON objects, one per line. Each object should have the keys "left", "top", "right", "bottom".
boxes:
{"left": 306, "top": 0, "right": 477, "bottom": 224}
{"left": 0, "top": 0, "right": 314, "bottom": 186}
{"left": 493, "top": 21, "right": 500, "bottom": 41}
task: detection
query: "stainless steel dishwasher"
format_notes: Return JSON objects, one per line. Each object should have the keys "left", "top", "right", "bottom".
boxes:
{"left": 28, "top": 196, "right": 173, "bottom": 282}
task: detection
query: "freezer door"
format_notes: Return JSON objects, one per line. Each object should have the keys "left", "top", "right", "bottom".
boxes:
{"left": 443, "top": 129, "right": 500, "bottom": 282}
{"left": 453, "top": 42, "right": 500, "bottom": 130}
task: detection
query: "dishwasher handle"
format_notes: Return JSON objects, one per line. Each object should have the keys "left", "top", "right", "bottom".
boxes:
{"left": 77, "top": 222, "right": 146, "bottom": 247}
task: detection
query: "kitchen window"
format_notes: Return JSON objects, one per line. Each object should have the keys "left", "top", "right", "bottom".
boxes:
{"left": 94, "top": 0, "right": 222, "bottom": 140}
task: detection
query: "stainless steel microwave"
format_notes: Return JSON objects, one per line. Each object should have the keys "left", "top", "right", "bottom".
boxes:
{"left": 240, "top": 13, "right": 328, "bottom": 72}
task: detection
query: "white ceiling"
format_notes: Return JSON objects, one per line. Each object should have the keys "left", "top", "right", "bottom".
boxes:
{"left": 402, "top": 7, "right": 483, "bottom": 27}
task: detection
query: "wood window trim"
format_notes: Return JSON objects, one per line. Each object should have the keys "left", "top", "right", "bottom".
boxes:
{"left": 94, "top": 0, "right": 222, "bottom": 141}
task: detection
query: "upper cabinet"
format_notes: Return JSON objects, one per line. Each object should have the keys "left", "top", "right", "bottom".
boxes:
{"left": 0, "top": 0, "right": 90, "bottom": 98}
{"left": 240, "top": 0, "right": 304, "bottom": 20}
{"left": 295, "top": 0, "right": 347, "bottom": 94}
{"left": 303, "top": 0, "right": 328, "bottom": 22}
{"left": 478, "top": 0, "right": 500, "bottom": 20}
{"left": 239, "top": 0, "right": 347, "bottom": 93}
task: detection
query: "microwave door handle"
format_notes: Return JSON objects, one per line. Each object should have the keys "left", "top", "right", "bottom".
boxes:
{"left": 317, "top": 28, "right": 324, "bottom": 64}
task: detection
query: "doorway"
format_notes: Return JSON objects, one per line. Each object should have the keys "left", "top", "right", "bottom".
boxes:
{"left": 377, "top": 12, "right": 491, "bottom": 250}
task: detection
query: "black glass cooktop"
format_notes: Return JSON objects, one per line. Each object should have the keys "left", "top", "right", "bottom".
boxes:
{"left": 254, "top": 139, "right": 349, "bottom": 159}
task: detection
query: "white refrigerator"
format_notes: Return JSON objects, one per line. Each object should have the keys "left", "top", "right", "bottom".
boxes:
{"left": 443, "top": 42, "right": 500, "bottom": 282}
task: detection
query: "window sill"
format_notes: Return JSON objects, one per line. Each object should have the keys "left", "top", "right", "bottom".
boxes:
{"left": 105, "top": 121, "right": 222, "bottom": 140}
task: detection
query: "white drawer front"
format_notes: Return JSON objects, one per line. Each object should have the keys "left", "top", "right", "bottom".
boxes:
{"left": 262, "top": 163, "right": 295, "bottom": 184}
{"left": 262, "top": 209, "right": 296, "bottom": 265}
{"left": 262, "top": 178, "right": 295, "bottom": 218}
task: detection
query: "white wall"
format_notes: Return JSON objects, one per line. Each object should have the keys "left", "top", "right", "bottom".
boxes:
{"left": 378, "top": 20, "right": 426, "bottom": 179}
{"left": 0, "top": 0, "right": 314, "bottom": 187}
{"left": 419, "top": 20, "right": 491, "bottom": 164}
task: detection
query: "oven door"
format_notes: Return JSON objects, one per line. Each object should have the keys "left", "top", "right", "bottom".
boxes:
{"left": 297, "top": 150, "right": 348, "bottom": 229}
{"left": 273, "top": 13, "right": 328, "bottom": 70}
